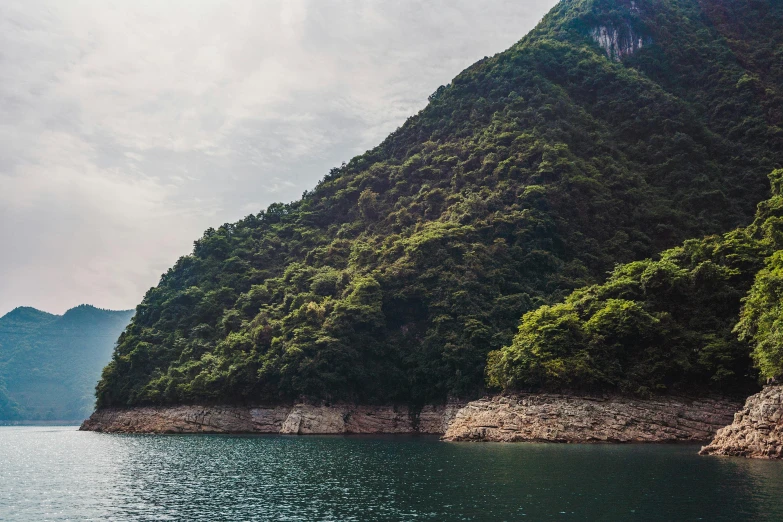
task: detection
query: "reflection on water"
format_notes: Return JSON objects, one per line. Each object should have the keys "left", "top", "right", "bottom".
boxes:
{"left": 1, "top": 426, "right": 783, "bottom": 521}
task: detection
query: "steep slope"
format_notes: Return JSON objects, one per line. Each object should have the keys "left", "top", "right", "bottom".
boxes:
{"left": 0, "top": 305, "right": 133, "bottom": 420}
{"left": 97, "top": 0, "right": 783, "bottom": 409}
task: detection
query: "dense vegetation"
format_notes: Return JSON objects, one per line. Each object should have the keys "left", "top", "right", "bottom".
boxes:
{"left": 0, "top": 306, "right": 132, "bottom": 420}
{"left": 97, "top": 0, "right": 783, "bottom": 408}
{"left": 736, "top": 250, "right": 783, "bottom": 382}
{"left": 488, "top": 170, "right": 783, "bottom": 396}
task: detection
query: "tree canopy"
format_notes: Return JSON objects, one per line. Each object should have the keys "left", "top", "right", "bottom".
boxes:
{"left": 488, "top": 170, "right": 783, "bottom": 395}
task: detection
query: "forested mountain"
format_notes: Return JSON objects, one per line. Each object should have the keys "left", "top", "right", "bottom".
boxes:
{"left": 96, "top": 0, "right": 783, "bottom": 409}
{"left": 0, "top": 305, "right": 133, "bottom": 420}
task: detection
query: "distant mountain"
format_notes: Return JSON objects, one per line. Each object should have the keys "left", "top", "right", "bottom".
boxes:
{"left": 0, "top": 305, "right": 133, "bottom": 421}
{"left": 96, "top": 0, "right": 783, "bottom": 409}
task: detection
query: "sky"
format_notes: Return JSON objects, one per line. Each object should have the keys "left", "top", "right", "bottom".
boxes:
{"left": 0, "top": 0, "right": 558, "bottom": 317}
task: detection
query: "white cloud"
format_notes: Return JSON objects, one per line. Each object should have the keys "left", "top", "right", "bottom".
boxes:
{"left": 0, "top": 0, "right": 557, "bottom": 316}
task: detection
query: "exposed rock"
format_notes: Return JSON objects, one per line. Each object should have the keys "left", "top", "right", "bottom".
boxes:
{"left": 79, "top": 405, "right": 290, "bottom": 434}
{"left": 442, "top": 394, "right": 741, "bottom": 443}
{"left": 80, "top": 402, "right": 463, "bottom": 435}
{"left": 700, "top": 386, "right": 783, "bottom": 459}
{"left": 280, "top": 405, "right": 346, "bottom": 434}
{"left": 81, "top": 395, "right": 739, "bottom": 442}
{"left": 418, "top": 404, "right": 464, "bottom": 433}
{"left": 591, "top": 24, "right": 650, "bottom": 61}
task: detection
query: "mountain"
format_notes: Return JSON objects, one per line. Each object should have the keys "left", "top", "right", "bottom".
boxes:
{"left": 0, "top": 305, "right": 133, "bottom": 420}
{"left": 96, "top": 0, "right": 783, "bottom": 409}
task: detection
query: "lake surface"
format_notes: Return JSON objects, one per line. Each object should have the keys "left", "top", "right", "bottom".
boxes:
{"left": 1, "top": 427, "right": 783, "bottom": 521}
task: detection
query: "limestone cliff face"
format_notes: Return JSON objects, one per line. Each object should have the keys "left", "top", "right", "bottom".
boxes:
{"left": 700, "top": 386, "right": 783, "bottom": 459}
{"left": 588, "top": 0, "right": 651, "bottom": 62}
{"left": 79, "top": 405, "right": 291, "bottom": 434}
{"left": 81, "top": 394, "right": 740, "bottom": 442}
{"left": 278, "top": 404, "right": 461, "bottom": 434}
{"left": 591, "top": 24, "right": 649, "bottom": 61}
{"left": 442, "top": 394, "right": 741, "bottom": 443}
{"left": 79, "top": 403, "right": 462, "bottom": 435}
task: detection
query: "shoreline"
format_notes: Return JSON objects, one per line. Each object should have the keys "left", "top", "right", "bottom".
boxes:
{"left": 442, "top": 394, "right": 741, "bottom": 443}
{"left": 81, "top": 393, "right": 742, "bottom": 444}
{"left": 79, "top": 403, "right": 463, "bottom": 435}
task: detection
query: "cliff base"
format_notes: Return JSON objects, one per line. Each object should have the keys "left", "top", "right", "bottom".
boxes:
{"left": 79, "top": 403, "right": 461, "bottom": 435}
{"left": 700, "top": 386, "right": 783, "bottom": 459}
{"left": 442, "top": 394, "right": 741, "bottom": 443}
{"left": 82, "top": 394, "right": 742, "bottom": 443}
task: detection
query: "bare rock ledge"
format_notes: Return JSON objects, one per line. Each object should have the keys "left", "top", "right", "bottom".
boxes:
{"left": 700, "top": 386, "right": 783, "bottom": 459}
{"left": 441, "top": 394, "right": 741, "bottom": 443}
{"left": 81, "top": 394, "right": 741, "bottom": 443}
{"left": 79, "top": 403, "right": 462, "bottom": 435}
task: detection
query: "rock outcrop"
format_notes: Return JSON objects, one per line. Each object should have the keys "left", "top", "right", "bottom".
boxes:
{"left": 81, "top": 394, "right": 741, "bottom": 442}
{"left": 700, "top": 386, "right": 783, "bottom": 459}
{"left": 79, "top": 405, "right": 291, "bottom": 434}
{"left": 442, "top": 394, "right": 741, "bottom": 443}
{"left": 589, "top": 1, "right": 652, "bottom": 62}
{"left": 591, "top": 25, "right": 649, "bottom": 61}
{"left": 80, "top": 403, "right": 462, "bottom": 435}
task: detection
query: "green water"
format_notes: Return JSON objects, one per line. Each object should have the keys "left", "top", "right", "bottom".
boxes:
{"left": 1, "top": 427, "right": 782, "bottom": 521}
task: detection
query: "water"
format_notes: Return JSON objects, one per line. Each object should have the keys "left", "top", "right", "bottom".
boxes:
{"left": 1, "top": 427, "right": 783, "bottom": 521}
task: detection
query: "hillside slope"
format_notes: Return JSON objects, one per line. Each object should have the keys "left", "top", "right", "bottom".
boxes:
{"left": 0, "top": 305, "right": 133, "bottom": 420}
{"left": 488, "top": 170, "right": 783, "bottom": 396}
{"left": 97, "top": 0, "right": 783, "bottom": 408}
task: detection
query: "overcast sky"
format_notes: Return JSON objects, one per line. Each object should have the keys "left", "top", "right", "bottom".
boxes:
{"left": 0, "top": 0, "right": 557, "bottom": 317}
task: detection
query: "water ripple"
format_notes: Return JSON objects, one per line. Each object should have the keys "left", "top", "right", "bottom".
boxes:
{"left": 1, "top": 427, "right": 783, "bottom": 521}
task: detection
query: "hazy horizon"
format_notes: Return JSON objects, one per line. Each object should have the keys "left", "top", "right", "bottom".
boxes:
{"left": 0, "top": 0, "right": 557, "bottom": 317}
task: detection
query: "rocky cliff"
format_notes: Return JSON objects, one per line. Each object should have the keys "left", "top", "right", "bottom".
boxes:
{"left": 700, "top": 386, "right": 783, "bottom": 459}
{"left": 79, "top": 403, "right": 462, "bottom": 435}
{"left": 81, "top": 394, "right": 740, "bottom": 442}
{"left": 442, "top": 394, "right": 741, "bottom": 443}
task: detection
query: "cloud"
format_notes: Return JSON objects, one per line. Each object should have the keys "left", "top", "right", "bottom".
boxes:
{"left": 0, "top": 0, "right": 557, "bottom": 316}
